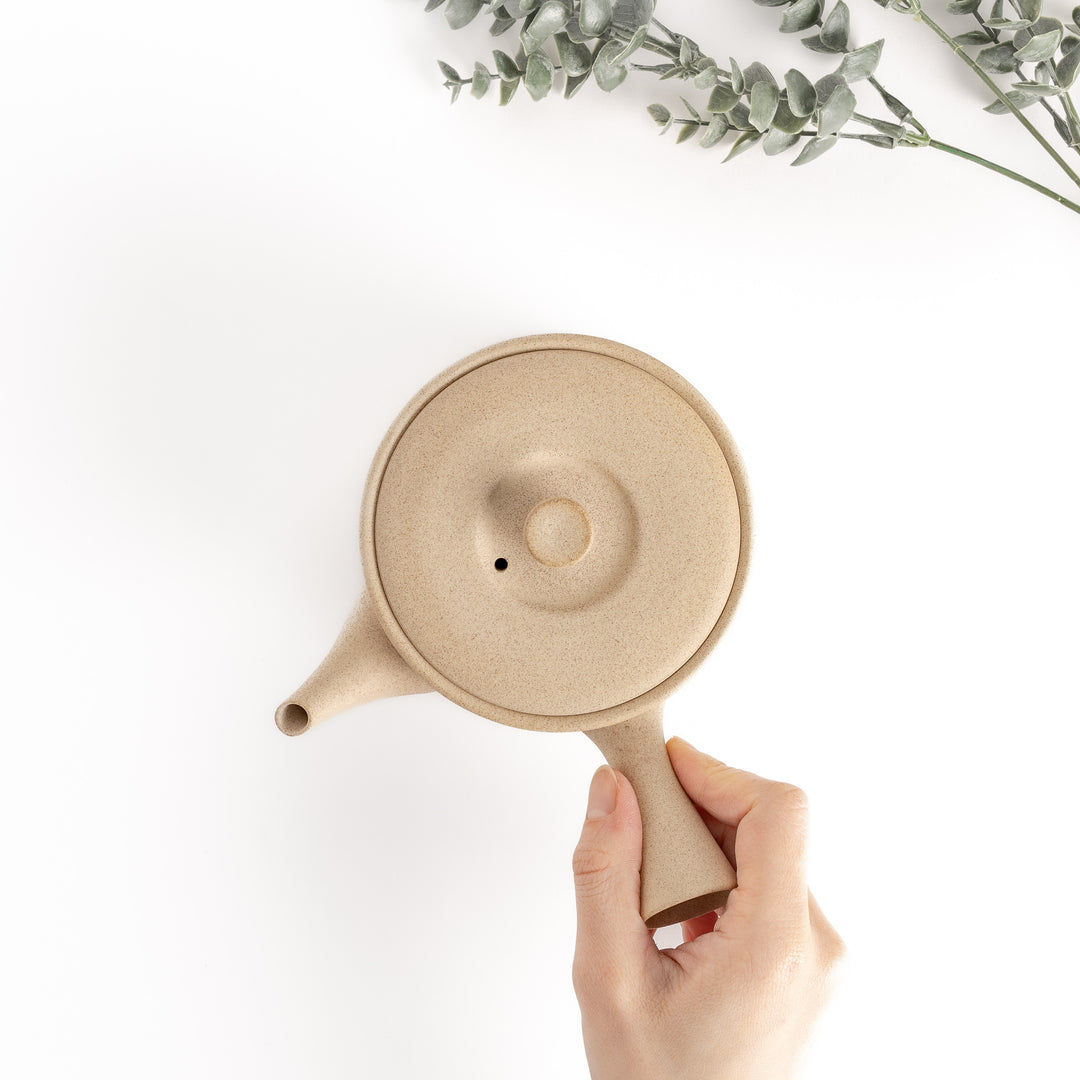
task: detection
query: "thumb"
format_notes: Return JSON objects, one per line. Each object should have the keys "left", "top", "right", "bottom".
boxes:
{"left": 571, "top": 766, "right": 654, "bottom": 1001}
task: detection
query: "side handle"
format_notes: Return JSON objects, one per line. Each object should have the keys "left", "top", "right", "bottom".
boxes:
{"left": 585, "top": 705, "right": 737, "bottom": 928}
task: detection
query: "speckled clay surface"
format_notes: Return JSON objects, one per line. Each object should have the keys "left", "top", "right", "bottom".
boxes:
{"left": 275, "top": 334, "right": 750, "bottom": 927}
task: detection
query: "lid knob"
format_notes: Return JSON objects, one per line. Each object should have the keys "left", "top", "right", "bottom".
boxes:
{"left": 524, "top": 498, "right": 592, "bottom": 567}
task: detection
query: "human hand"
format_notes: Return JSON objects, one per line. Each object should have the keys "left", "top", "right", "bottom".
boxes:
{"left": 571, "top": 737, "right": 844, "bottom": 1080}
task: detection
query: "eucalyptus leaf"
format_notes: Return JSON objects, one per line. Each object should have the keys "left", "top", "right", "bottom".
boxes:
{"left": 612, "top": 0, "right": 656, "bottom": 30}
{"left": 425, "top": 0, "right": 448, "bottom": 11}
{"left": 730, "top": 57, "right": 745, "bottom": 94}
{"left": 613, "top": 24, "right": 649, "bottom": 64}
{"left": 946, "top": 0, "right": 981, "bottom": 13}
{"left": 694, "top": 66, "right": 720, "bottom": 89}
{"left": 728, "top": 102, "right": 753, "bottom": 129}
{"left": 503, "top": 0, "right": 540, "bottom": 15}
{"left": 707, "top": 83, "right": 740, "bottom": 112}
{"left": 681, "top": 96, "right": 702, "bottom": 122}
{"left": 564, "top": 15, "right": 592, "bottom": 42}
{"left": 1034, "top": 60, "right": 1054, "bottom": 83}
{"left": 579, "top": 0, "right": 613, "bottom": 36}
{"left": 450, "top": 82, "right": 462, "bottom": 103}
{"left": 814, "top": 72, "right": 847, "bottom": 104}
{"left": 490, "top": 13, "right": 517, "bottom": 34}
{"left": 818, "top": 83, "right": 856, "bottom": 135}
{"left": 781, "top": 0, "right": 822, "bottom": 33}
{"left": 791, "top": 133, "right": 838, "bottom": 164}
{"left": 499, "top": 77, "right": 520, "bottom": 105}
{"left": 977, "top": 42, "right": 1018, "bottom": 73}
{"left": 565, "top": 71, "right": 592, "bottom": 97}
{"left": 445, "top": 0, "right": 485, "bottom": 30}
{"left": 763, "top": 128, "right": 803, "bottom": 154}
{"left": 1058, "top": 40, "right": 1080, "bottom": 87}
{"left": 675, "top": 122, "right": 700, "bottom": 144}
{"left": 699, "top": 114, "right": 730, "bottom": 147}
{"left": 985, "top": 17, "right": 1030, "bottom": 29}
{"left": 1018, "top": 0, "right": 1043, "bottom": 21}
{"left": 801, "top": 35, "right": 838, "bottom": 54}
{"left": 438, "top": 60, "right": 461, "bottom": 83}
{"left": 1074, "top": 5, "right": 1080, "bottom": 28}
{"left": 524, "top": 52, "right": 555, "bottom": 99}
{"left": 723, "top": 129, "right": 764, "bottom": 161}
{"left": 1030, "top": 15, "right": 1065, "bottom": 35}
{"left": 1014, "top": 27, "right": 1062, "bottom": 61}
{"left": 679, "top": 38, "right": 693, "bottom": 67}
{"left": 472, "top": 62, "right": 492, "bottom": 98}
{"left": 648, "top": 103, "right": 672, "bottom": 125}
{"left": 555, "top": 32, "right": 593, "bottom": 76}
{"left": 953, "top": 30, "right": 993, "bottom": 45}
{"left": 991, "top": 0, "right": 1004, "bottom": 19}
{"left": 984, "top": 88, "right": 1042, "bottom": 111}
{"left": 593, "top": 38, "right": 629, "bottom": 91}
{"left": 493, "top": 49, "right": 521, "bottom": 80}
{"left": 743, "top": 62, "right": 778, "bottom": 91}
{"left": 749, "top": 80, "right": 781, "bottom": 130}
{"left": 821, "top": 0, "right": 851, "bottom": 51}
{"left": 521, "top": 1, "right": 570, "bottom": 52}
{"left": 859, "top": 134, "right": 896, "bottom": 148}
{"left": 1010, "top": 80, "right": 1065, "bottom": 95}
{"left": 837, "top": 39, "right": 883, "bottom": 81}
{"left": 771, "top": 96, "right": 810, "bottom": 132}
{"left": 785, "top": 69, "right": 817, "bottom": 115}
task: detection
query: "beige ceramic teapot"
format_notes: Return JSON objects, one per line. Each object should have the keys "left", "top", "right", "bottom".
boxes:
{"left": 275, "top": 334, "right": 751, "bottom": 928}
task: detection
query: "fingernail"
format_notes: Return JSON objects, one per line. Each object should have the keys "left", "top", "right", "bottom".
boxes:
{"left": 586, "top": 766, "right": 618, "bottom": 819}
{"left": 668, "top": 736, "right": 696, "bottom": 752}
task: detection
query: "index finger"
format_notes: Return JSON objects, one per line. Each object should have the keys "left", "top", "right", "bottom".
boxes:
{"left": 667, "top": 736, "right": 810, "bottom": 928}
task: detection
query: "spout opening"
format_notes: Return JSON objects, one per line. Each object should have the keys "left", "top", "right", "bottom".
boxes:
{"left": 276, "top": 702, "right": 311, "bottom": 736}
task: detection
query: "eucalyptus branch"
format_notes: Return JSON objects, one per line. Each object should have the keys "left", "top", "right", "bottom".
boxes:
{"left": 426, "top": 0, "right": 1080, "bottom": 216}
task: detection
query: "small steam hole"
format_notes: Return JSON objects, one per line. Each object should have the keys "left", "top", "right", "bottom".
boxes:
{"left": 494, "top": 558, "right": 508, "bottom": 571}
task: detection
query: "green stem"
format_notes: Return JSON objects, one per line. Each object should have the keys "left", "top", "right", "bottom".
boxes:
{"left": 927, "top": 137, "right": 1080, "bottom": 214}
{"left": 912, "top": 6, "right": 1080, "bottom": 190}
{"left": 668, "top": 110, "right": 1080, "bottom": 214}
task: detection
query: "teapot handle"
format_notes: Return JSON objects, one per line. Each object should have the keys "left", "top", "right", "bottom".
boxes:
{"left": 584, "top": 705, "right": 737, "bottom": 928}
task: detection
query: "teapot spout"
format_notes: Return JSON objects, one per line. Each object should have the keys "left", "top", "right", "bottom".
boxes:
{"left": 274, "top": 592, "right": 431, "bottom": 736}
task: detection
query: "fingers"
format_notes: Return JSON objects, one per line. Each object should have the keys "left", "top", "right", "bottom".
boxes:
{"left": 667, "top": 737, "right": 810, "bottom": 930}
{"left": 571, "top": 766, "right": 656, "bottom": 1001}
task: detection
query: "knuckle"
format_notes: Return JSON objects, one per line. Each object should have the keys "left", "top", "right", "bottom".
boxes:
{"left": 768, "top": 782, "right": 810, "bottom": 818}
{"left": 572, "top": 845, "right": 613, "bottom": 896}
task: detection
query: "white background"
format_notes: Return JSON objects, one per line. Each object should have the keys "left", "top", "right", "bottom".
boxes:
{"left": 2, "top": 1, "right": 1078, "bottom": 1077}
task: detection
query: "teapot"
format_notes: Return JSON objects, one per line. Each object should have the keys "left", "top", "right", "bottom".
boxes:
{"left": 275, "top": 334, "right": 750, "bottom": 928}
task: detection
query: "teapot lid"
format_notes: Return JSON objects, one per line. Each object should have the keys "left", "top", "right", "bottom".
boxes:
{"left": 362, "top": 335, "right": 750, "bottom": 733}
